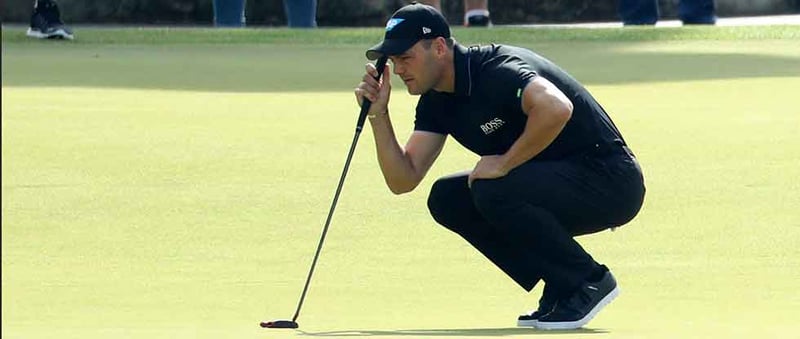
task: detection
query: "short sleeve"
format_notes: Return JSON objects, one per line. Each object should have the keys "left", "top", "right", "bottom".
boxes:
{"left": 485, "top": 58, "right": 538, "bottom": 113}
{"left": 413, "top": 95, "right": 448, "bottom": 135}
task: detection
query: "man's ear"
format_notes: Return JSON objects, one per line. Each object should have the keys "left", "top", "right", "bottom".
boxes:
{"left": 435, "top": 37, "right": 448, "bottom": 57}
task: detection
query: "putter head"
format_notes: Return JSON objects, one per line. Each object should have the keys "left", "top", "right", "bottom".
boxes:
{"left": 260, "top": 320, "right": 299, "bottom": 329}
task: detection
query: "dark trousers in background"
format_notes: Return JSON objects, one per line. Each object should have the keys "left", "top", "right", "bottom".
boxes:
{"left": 427, "top": 147, "right": 645, "bottom": 295}
{"left": 213, "top": 0, "right": 246, "bottom": 27}
{"left": 212, "top": 0, "right": 317, "bottom": 28}
{"left": 618, "top": 0, "right": 717, "bottom": 25}
{"left": 284, "top": 0, "right": 317, "bottom": 28}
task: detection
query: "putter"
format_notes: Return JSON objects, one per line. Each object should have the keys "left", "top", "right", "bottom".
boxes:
{"left": 261, "top": 55, "right": 390, "bottom": 329}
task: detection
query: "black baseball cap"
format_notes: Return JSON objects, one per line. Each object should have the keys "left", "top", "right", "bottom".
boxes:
{"left": 366, "top": 3, "right": 451, "bottom": 60}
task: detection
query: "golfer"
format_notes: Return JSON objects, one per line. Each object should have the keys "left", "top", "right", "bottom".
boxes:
{"left": 354, "top": 3, "right": 645, "bottom": 330}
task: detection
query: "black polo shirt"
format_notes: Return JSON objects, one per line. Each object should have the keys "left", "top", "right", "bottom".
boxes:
{"left": 414, "top": 44, "right": 624, "bottom": 160}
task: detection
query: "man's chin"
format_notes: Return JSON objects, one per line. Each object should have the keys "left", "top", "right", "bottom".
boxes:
{"left": 406, "top": 87, "right": 424, "bottom": 96}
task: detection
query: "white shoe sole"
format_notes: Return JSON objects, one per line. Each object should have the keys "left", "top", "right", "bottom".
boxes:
{"left": 534, "top": 286, "right": 619, "bottom": 330}
{"left": 26, "top": 27, "right": 74, "bottom": 40}
{"left": 26, "top": 28, "right": 47, "bottom": 38}
{"left": 517, "top": 318, "right": 539, "bottom": 327}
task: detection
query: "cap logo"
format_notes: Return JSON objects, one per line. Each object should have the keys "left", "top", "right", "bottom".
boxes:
{"left": 386, "top": 18, "right": 405, "bottom": 31}
{"left": 422, "top": 27, "right": 432, "bottom": 34}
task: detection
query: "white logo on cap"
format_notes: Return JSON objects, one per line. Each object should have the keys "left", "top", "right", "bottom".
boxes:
{"left": 386, "top": 18, "right": 405, "bottom": 31}
{"left": 422, "top": 27, "right": 432, "bottom": 34}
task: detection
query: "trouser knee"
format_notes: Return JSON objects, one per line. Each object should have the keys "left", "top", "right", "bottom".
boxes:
{"left": 469, "top": 179, "right": 510, "bottom": 222}
{"left": 427, "top": 176, "right": 470, "bottom": 233}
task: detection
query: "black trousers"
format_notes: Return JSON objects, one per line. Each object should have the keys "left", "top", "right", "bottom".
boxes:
{"left": 427, "top": 145, "right": 645, "bottom": 295}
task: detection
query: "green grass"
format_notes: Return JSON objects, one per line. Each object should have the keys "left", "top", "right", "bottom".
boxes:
{"left": 3, "top": 26, "right": 800, "bottom": 339}
{"left": 2, "top": 25, "right": 800, "bottom": 45}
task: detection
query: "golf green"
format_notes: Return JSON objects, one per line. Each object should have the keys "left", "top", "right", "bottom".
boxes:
{"left": 3, "top": 26, "right": 799, "bottom": 339}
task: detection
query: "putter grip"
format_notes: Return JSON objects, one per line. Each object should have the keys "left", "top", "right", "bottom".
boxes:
{"left": 356, "top": 56, "right": 389, "bottom": 131}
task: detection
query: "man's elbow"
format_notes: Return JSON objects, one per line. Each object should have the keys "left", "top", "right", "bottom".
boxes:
{"left": 389, "top": 183, "right": 416, "bottom": 195}
{"left": 556, "top": 100, "right": 573, "bottom": 123}
{"left": 387, "top": 178, "right": 419, "bottom": 195}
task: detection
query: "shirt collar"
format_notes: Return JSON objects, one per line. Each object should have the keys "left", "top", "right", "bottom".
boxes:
{"left": 453, "top": 43, "right": 472, "bottom": 97}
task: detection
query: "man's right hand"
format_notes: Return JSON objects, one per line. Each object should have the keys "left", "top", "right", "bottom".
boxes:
{"left": 354, "top": 62, "right": 391, "bottom": 117}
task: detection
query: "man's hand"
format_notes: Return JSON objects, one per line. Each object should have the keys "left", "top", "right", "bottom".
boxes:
{"left": 468, "top": 155, "right": 509, "bottom": 187}
{"left": 354, "top": 62, "right": 391, "bottom": 117}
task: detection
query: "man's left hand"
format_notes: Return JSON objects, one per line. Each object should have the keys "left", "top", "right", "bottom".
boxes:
{"left": 468, "top": 155, "right": 509, "bottom": 188}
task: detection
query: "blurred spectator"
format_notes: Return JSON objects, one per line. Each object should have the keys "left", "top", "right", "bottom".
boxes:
{"left": 213, "top": 0, "right": 246, "bottom": 27}
{"left": 213, "top": 0, "right": 317, "bottom": 28}
{"left": 284, "top": 0, "right": 317, "bottom": 28}
{"left": 619, "top": 0, "right": 717, "bottom": 25}
{"left": 27, "top": 0, "right": 73, "bottom": 40}
{"left": 418, "top": 0, "right": 491, "bottom": 27}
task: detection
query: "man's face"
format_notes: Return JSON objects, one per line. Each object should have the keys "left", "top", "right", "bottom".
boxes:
{"left": 389, "top": 40, "right": 441, "bottom": 95}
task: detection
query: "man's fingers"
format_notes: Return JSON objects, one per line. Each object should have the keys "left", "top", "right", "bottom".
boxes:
{"left": 380, "top": 64, "right": 391, "bottom": 91}
{"left": 365, "top": 63, "right": 378, "bottom": 78}
{"left": 362, "top": 73, "right": 380, "bottom": 88}
{"left": 357, "top": 62, "right": 390, "bottom": 109}
{"left": 354, "top": 85, "right": 377, "bottom": 103}
{"left": 382, "top": 64, "right": 391, "bottom": 79}
{"left": 354, "top": 88, "right": 363, "bottom": 107}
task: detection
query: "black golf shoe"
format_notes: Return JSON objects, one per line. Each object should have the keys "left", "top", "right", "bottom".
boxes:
{"left": 26, "top": 0, "right": 74, "bottom": 40}
{"left": 517, "top": 284, "right": 558, "bottom": 327}
{"left": 535, "top": 270, "right": 619, "bottom": 330}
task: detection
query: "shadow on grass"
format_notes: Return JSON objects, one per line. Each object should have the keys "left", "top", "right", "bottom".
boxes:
{"left": 298, "top": 327, "right": 607, "bottom": 337}
{"left": 2, "top": 43, "right": 798, "bottom": 92}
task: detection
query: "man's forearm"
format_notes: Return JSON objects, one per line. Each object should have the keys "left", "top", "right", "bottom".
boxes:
{"left": 368, "top": 113, "right": 420, "bottom": 194}
{"left": 500, "top": 108, "right": 571, "bottom": 172}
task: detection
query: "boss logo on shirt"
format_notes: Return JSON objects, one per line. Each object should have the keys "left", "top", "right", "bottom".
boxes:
{"left": 480, "top": 117, "right": 505, "bottom": 135}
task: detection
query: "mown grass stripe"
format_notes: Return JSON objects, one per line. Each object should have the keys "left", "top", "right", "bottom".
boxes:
{"left": 2, "top": 25, "right": 799, "bottom": 45}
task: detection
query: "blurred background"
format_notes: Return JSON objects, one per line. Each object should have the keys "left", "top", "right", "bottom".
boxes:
{"left": 1, "top": 0, "right": 799, "bottom": 27}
